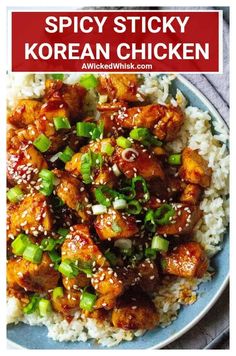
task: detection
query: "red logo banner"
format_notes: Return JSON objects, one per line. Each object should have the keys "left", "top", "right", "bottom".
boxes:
{"left": 11, "top": 11, "right": 221, "bottom": 73}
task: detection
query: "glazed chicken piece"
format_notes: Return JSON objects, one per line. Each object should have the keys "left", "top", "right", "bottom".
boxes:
{"left": 64, "top": 152, "right": 83, "bottom": 177}
{"left": 7, "top": 253, "right": 60, "bottom": 293}
{"left": 7, "top": 144, "right": 48, "bottom": 191}
{"left": 8, "top": 99, "right": 42, "bottom": 128}
{"left": 137, "top": 260, "right": 159, "bottom": 293}
{"left": 82, "top": 308, "right": 109, "bottom": 323}
{"left": 94, "top": 208, "right": 139, "bottom": 240}
{"left": 113, "top": 143, "right": 165, "bottom": 181}
{"left": 53, "top": 169, "right": 90, "bottom": 221}
{"left": 179, "top": 148, "right": 212, "bottom": 188}
{"left": 161, "top": 242, "right": 208, "bottom": 278}
{"left": 97, "top": 102, "right": 127, "bottom": 137}
{"left": 65, "top": 138, "right": 116, "bottom": 178}
{"left": 51, "top": 289, "right": 81, "bottom": 318}
{"left": 7, "top": 192, "right": 53, "bottom": 238}
{"left": 97, "top": 74, "right": 140, "bottom": 102}
{"left": 111, "top": 289, "right": 159, "bottom": 330}
{"left": 63, "top": 273, "right": 90, "bottom": 291}
{"left": 7, "top": 119, "right": 68, "bottom": 154}
{"left": 93, "top": 165, "right": 117, "bottom": 188}
{"left": 61, "top": 224, "right": 108, "bottom": 268}
{"left": 115, "top": 260, "right": 159, "bottom": 293}
{"left": 115, "top": 104, "right": 184, "bottom": 142}
{"left": 92, "top": 266, "right": 124, "bottom": 310}
{"left": 44, "top": 79, "right": 86, "bottom": 120}
{"left": 156, "top": 204, "right": 202, "bottom": 236}
{"left": 180, "top": 184, "right": 202, "bottom": 205}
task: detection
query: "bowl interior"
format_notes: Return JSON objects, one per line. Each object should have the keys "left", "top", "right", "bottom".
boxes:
{"left": 7, "top": 75, "right": 229, "bottom": 349}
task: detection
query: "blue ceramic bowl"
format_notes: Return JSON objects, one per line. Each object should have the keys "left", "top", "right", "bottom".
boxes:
{"left": 7, "top": 75, "right": 229, "bottom": 349}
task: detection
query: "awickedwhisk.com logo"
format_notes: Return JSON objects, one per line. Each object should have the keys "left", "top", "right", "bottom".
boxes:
{"left": 81, "top": 62, "right": 153, "bottom": 70}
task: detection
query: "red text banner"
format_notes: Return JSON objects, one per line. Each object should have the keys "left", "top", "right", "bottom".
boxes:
{"left": 11, "top": 11, "right": 220, "bottom": 72}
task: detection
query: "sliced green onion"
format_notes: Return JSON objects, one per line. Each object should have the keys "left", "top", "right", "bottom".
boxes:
{"left": 144, "top": 209, "right": 157, "bottom": 232}
{"left": 155, "top": 204, "right": 175, "bottom": 225}
{"left": 77, "top": 261, "right": 93, "bottom": 277}
{"left": 23, "top": 294, "right": 40, "bottom": 314}
{"left": 33, "top": 134, "right": 51, "bottom": 153}
{"left": 119, "top": 186, "right": 136, "bottom": 201}
{"left": 151, "top": 235, "right": 169, "bottom": 252}
{"left": 52, "top": 287, "right": 64, "bottom": 301}
{"left": 39, "top": 168, "right": 55, "bottom": 182}
{"left": 92, "top": 204, "right": 107, "bottom": 215}
{"left": 79, "top": 74, "right": 98, "bottom": 89}
{"left": 51, "top": 73, "right": 64, "bottom": 80}
{"left": 129, "top": 128, "right": 150, "bottom": 141}
{"left": 81, "top": 151, "right": 92, "bottom": 184}
{"left": 81, "top": 151, "right": 103, "bottom": 184}
{"left": 53, "top": 116, "right": 71, "bottom": 131}
{"left": 94, "top": 186, "right": 113, "bottom": 207}
{"left": 76, "top": 122, "right": 96, "bottom": 138}
{"left": 80, "top": 290, "right": 97, "bottom": 311}
{"left": 40, "top": 238, "right": 56, "bottom": 251}
{"left": 7, "top": 186, "right": 24, "bottom": 203}
{"left": 116, "top": 136, "right": 132, "bottom": 149}
{"left": 57, "top": 228, "right": 69, "bottom": 238}
{"left": 39, "top": 169, "right": 55, "bottom": 196}
{"left": 113, "top": 199, "right": 127, "bottom": 210}
{"left": 92, "top": 120, "right": 104, "bottom": 140}
{"left": 92, "top": 152, "right": 103, "bottom": 167}
{"left": 23, "top": 244, "right": 43, "bottom": 264}
{"left": 148, "top": 136, "right": 163, "bottom": 147}
{"left": 114, "top": 239, "right": 132, "bottom": 250}
{"left": 58, "top": 260, "right": 78, "bottom": 278}
{"left": 129, "top": 128, "right": 162, "bottom": 147}
{"left": 59, "top": 146, "right": 74, "bottom": 163}
{"left": 111, "top": 221, "right": 122, "bottom": 233}
{"left": 145, "top": 248, "right": 157, "bottom": 259}
{"left": 112, "top": 163, "right": 121, "bottom": 177}
{"left": 48, "top": 250, "right": 61, "bottom": 268}
{"left": 126, "top": 200, "right": 142, "bottom": 215}
{"left": 11, "top": 233, "right": 30, "bottom": 256}
{"left": 168, "top": 153, "right": 182, "bottom": 165}
{"left": 39, "top": 298, "right": 52, "bottom": 316}
{"left": 101, "top": 142, "right": 114, "bottom": 156}
{"left": 104, "top": 250, "right": 117, "bottom": 266}
{"left": 131, "top": 176, "right": 150, "bottom": 202}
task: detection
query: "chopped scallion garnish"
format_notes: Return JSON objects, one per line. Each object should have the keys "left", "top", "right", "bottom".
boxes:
{"left": 116, "top": 136, "right": 132, "bottom": 149}
{"left": 92, "top": 204, "right": 107, "bottom": 215}
{"left": 7, "top": 186, "right": 24, "bottom": 203}
{"left": 52, "top": 287, "right": 64, "bottom": 301}
{"left": 11, "top": 233, "right": 30, "bottom": 256}
{"left": 80, "top": 290, "right": 97, "bottom": 311}
{"left": 38, "top": 298, "right": 52, "bottom": 316}
{"left": 53, "top": 116, "right": 71, "bottom": 131}
{"left": 33, "top": 134, "right": 51, "bottom": 153}
{"left": 113, "top": 198, "right": 127, "bottom": 210}
{"left": 23, "top": 244, "right": 43, "bottom": 264}
{"left": 51, "top": 73, "right": 64, "bottom": 80}
{"left": 79, "top": 74, "right": 98, "bottom": 89}
{"left": 167, "top": 153, "right": 182, "bottom": 165}
{"left": 151, "top": 235, "right": 169, "bottom": 252}
{"left": 126, "top": 200, "right": 142, "bottom": 215}
{"left": 59, "top": 146, "right": 74, "bottom": 163}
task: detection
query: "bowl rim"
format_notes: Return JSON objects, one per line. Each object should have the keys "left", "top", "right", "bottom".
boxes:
{"left": 7, "top": 73, "right": 229, "bottom": 350}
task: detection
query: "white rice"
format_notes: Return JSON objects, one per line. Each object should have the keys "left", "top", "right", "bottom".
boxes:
{"left": 7, "top": 73, "right": 229, "bottom": 347}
